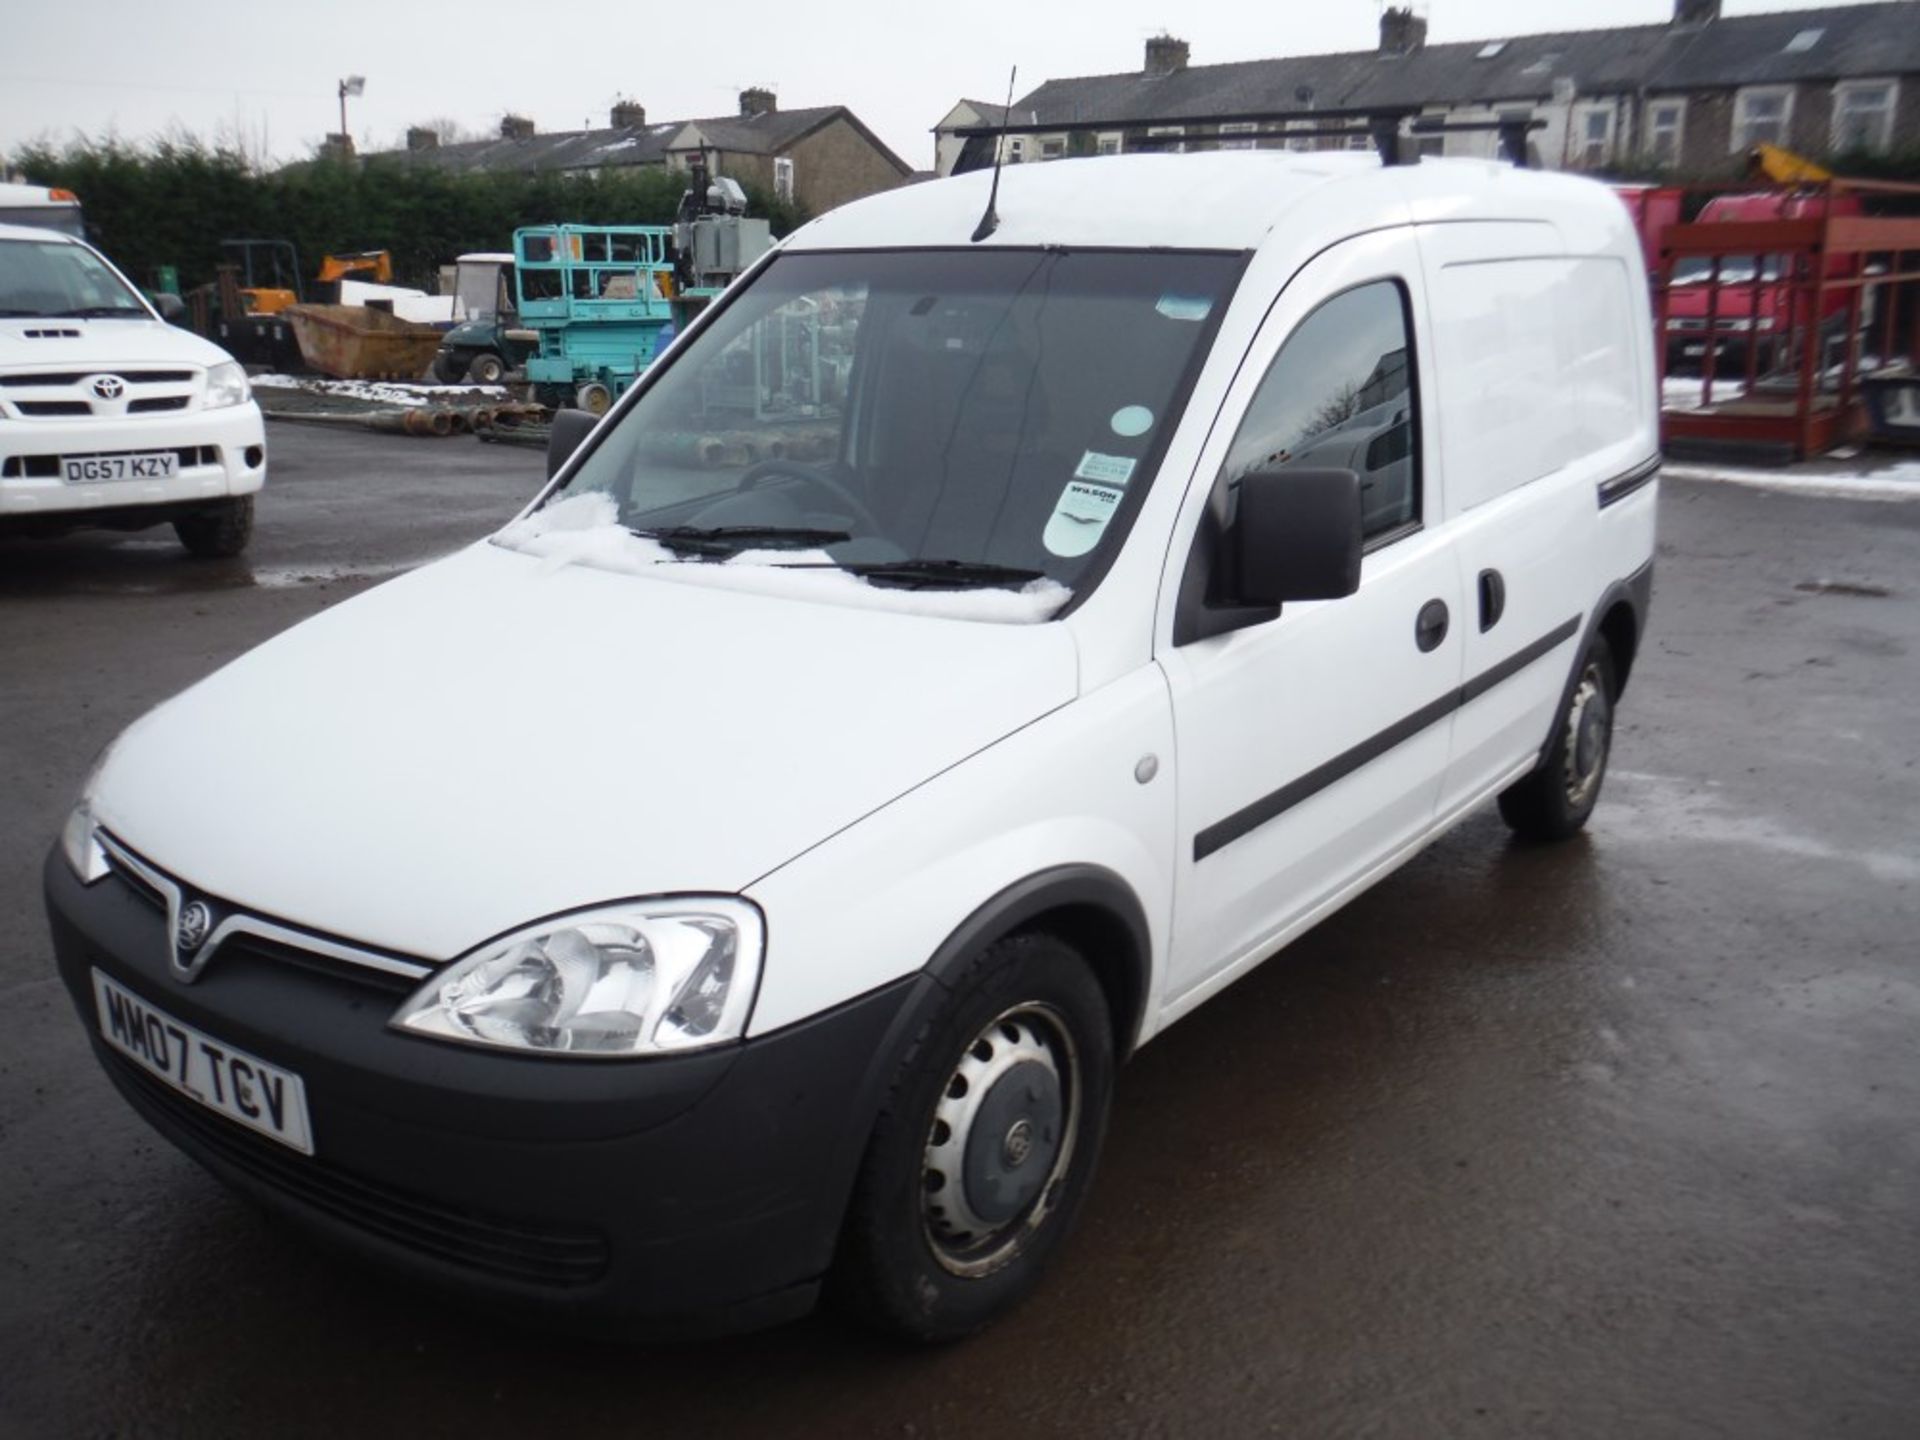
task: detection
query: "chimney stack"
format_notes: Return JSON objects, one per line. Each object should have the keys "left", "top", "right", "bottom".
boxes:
{"left": 739, "top": 87, "right": 777, "bottom": 117}
{"left": 1672, "top": 0, "right": 1720, "bottom": 25}
{"left": 1145, "top": 35, "right": 1190, "bottom": 76}
{"left": 1379, "top": 6, "right": 1429, "bottom": 57}
{"left": 500, "top": 114, "right": 535, "bottom": 140}
{"left": 610, "top": 99, "right": 647, "bottom": 128}
{"left": 406, "top": 126, "right": 440, "bottom": 151}
{"left": 320, "top": 132, "right": 355, "bottom": 160}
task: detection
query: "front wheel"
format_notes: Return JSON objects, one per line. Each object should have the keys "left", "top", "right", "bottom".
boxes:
{"left": 1498, "top": 635, "right": 1616, "bottom": 842}
{"left": 173, "top": 496, "right": 253, "bottom": 559}
{"left": 830, "top": 933, "right": 1113, "bottom": 1342}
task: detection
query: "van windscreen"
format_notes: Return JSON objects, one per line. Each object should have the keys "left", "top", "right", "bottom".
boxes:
{"left": 544, "top": 247, "right": 1241, "bottom": 595}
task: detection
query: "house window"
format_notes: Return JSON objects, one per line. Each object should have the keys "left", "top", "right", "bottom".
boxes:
{"left": 773, "top": 156, "right": 794, "bottom": 202}
{"left": 1007, "top": 138, "right": 1025, "bottom": 163}
{"left": 1732, "top": 86, "right": 1794, "bottom": 151}
{"left": 1646, "top": 99, "right": 1686, "bottom": 167}
{"left": 1284, "top": 120, "right": 1315, "bottom": 153}
{"left": 1096, "top": 132, "right": 1121, "bottom": 155}
{"left": 1832, "top": 80, "right": 1898, "bottom": 153}
{"left": 1040, "top": 137, "right": 1066, "bottom": 159}
{"left": 1147, "top": 125, "right": 1185, "bottom": 154}
{"left": 1218, "top": 121, "right": 1258, "bottom": 152}
{"left": 1576, "top": 106, "right": 1615, "bottom": 169}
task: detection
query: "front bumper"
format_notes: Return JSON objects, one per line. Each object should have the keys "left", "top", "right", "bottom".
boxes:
{"left": 0, "top": 401, "right": 265, "bottom": 521}
{"left": 45, "top": 851, "right": 916, "bottom": 1335}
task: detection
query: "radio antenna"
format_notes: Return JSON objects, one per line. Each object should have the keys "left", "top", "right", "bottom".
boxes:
{"left": 971, "top": 66, "right": 1017, "bottom": 243}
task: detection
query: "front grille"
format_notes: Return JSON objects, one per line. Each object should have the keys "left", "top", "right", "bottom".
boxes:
{"left": 16, "top": 400, "right": 90, "bottom": 416}
{"left": 2, "top": 445, "right": 219, "bottom": 479}
{"left": 106, "top": 1050, "right": 612, "bottom": 1289}
{"left": 220, "top": 932, "right": 418, "bottom": 996}
{"left": 0, "top": 369, "right": 196, "bottom": 386}
{"left": 128, "top": 396, "right": 191, "bottom": 413}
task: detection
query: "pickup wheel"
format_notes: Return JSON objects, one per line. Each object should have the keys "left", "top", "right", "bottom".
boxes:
{"left": 830, "top": 932, "right": 1113, "bottom": 1342}
{"left": 1499, "top": 635, "right": 1616, "bottom": 842}
{"left": 172, "top": 496, "right": 253, "bottom": 559}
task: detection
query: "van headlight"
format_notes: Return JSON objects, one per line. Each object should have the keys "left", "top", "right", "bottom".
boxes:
{"left": 392, "top": 900, "right": 764, "bottom": 1057}
{"left": 59, "top": 798, "right": 110, "bottom": 884}
{"left": 204, "top": 361, "right": 251, "bottom": 409}
{"left": 59, "top": 748, "right": 113, "bottom": 884}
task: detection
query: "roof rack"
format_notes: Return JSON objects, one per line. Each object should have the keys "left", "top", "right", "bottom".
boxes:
{"left": 952, "top": 106, "right": 1546, "bottom": 171}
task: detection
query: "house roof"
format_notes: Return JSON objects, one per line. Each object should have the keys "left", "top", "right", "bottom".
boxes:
{"left": 1005, "top": 2, "right": 1920, "bottom": 126}
{"left": 370, "top": 104, "right": 910, "bottom": 177}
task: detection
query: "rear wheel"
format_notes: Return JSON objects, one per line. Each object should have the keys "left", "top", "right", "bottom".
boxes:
{"left": 466, "top": 351, "right": 507, "bottom": 385}
{"left": 575, "top": 381, "right": 613, "bottom": 415}
{"left": 830, "top": 933, "right": 1113, "bottom": 1342}
{"left": 1498, "top": 636, "right": 1616, "bottom": 842}
{"left": 173, "top": 496, "right": 253, "bottom": 559}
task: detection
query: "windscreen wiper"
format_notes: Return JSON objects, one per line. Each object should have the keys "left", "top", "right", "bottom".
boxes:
{"left": 50, "top": 306, "right": 151, "bottom": 318}
{"left": 632, "top": 524, "right": 852, "bottom": 556}
{"left": 839, "top": 558, "right": 1050, "bottom": 590}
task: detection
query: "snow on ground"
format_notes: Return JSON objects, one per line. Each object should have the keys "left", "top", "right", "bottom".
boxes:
{"left": 1663, "top": 456, "right": 1920, "bottom": 502}
{"left": 492, "top": 492, "right": 1074, "bottom": 624}
{"left": 1662, "top": 376, "right": 1749, "bottom": 411}
{"left": 253, "top": 374, "right": 509, "bottom": 407}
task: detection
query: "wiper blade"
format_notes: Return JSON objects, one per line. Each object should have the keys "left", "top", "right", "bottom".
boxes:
{"left": 841, "top": 558, "right": 1049, "bottom": 590}
{"left": 631, "top": 524, "right": 852, "bottom": 555}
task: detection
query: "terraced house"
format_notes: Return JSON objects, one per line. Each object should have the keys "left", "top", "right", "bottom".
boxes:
{"left": 374, "top": 90, "right": 911, "bottom": 217}
{"left": 934, "top": 2, "right": 1920, "bottom": 175}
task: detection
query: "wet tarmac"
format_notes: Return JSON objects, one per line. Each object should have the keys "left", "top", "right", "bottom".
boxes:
{"left": 2, "top": 431, "right": 1917, "bottom": 1438}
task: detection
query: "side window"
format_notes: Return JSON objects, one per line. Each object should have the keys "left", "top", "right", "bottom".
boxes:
{"left": 1221, "top": 280, "right": 1419, "bottom": 543}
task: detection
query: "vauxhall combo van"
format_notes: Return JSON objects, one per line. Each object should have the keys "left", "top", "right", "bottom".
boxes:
{"left": 47, "top": 152, "right": 1656, "bottom": 1341}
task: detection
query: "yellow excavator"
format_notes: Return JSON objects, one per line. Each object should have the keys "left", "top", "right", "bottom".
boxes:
{"left": 242, "top": 250, "right": 395, "bottom": 315}
{"left": 1745, "top": 142, "right": 1833, "bottom": 186}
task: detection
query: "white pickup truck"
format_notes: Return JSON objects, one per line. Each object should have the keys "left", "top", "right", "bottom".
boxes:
{"left": 0, "top": 222, "right": 265, "bottom": 556}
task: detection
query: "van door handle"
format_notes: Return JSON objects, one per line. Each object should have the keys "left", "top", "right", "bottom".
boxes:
{"left": 1415, "top": 598, "right": 1450, "bottom": 653}
{"left": 1478, "top": 569, "right": 1506, "bottom": 632}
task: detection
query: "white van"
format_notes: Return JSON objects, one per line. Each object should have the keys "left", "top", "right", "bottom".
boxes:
{"left": 46, "top": 152, "right": 1656, "bottom": 1340}
{"left": 1, "top": 223, "right": 265, "bottom": 555}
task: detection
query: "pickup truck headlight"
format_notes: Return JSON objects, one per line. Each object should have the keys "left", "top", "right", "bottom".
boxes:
{"left": 392, "top": 900, "right": 764, "bottom": 1057}
{"left": 204, "top": 361, "right": 251, "bottom": 410}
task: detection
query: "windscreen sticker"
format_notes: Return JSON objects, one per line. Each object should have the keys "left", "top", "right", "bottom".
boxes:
{"left": 1043, "top": 481, "right": 1124, "bottom": 558}
{"left": 1156, "top": 293, "right": 1214, "bottom": 322}
{"left": 1074, "top": 450, "right": 1138, "bottom": 486}
{"left": 1110, "top": 405, "right": 1154, "bottom": 438}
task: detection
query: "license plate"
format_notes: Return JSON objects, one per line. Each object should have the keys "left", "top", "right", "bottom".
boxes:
{"left": 92, "top": 969, "right": 314, "bottom": 1154}
{"left": 62, "top": 452, "right": 179, "bottom": 484}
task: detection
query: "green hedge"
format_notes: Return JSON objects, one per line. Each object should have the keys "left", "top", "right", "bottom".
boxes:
{"left": 7, "top": 137, "right": 807, "bottom": 293}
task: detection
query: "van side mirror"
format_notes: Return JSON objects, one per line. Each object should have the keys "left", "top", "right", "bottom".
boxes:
{"left": 1230, "top": 468, "right": 1364, "bottom": 605}
{"left": 547, "top": 408, "right": 599, "bottom": 478}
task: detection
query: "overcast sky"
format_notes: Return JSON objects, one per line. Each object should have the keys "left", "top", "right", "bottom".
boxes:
{"left": 0, "top": 1, "right": 1855, "bottom": 173}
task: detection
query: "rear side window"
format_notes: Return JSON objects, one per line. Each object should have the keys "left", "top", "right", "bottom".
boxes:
{"left": 1220, "top": 281, "right": 1419, "bottom": 543}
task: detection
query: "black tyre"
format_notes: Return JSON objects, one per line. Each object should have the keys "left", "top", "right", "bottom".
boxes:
{"left": 466, "top": 351, "right": 507, "bottom": 385}
{"left": 830, "top": 932, "right": 1114, "bottom": 1342}
{"left": 432, "top": 350, "right": 467, "bottom": 384}
{"left": 1498, "top": 636, "right": 1616, "bottom": 842}
{"left": 172, "top": 496, "right": 253, "bottom": 559}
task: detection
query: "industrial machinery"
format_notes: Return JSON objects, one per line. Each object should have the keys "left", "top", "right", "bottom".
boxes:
{"left": 513, "top": 224, "right": 679, "bottom": 412}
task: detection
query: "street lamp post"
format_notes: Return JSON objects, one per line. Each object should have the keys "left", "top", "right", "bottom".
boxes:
{"left": 338, "top": 75, "right": 366, "bottom": 146}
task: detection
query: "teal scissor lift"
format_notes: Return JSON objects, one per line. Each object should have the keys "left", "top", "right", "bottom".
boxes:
{"left": 513, "top": 224, "right": 679, "bottom": 413}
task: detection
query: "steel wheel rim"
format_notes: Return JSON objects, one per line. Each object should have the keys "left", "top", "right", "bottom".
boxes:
{"left": 920, "top": 1001, "right": 1081, "bottom": 1279}
{"left": 1562, "top": 661, "right": 1611, "bottom": 809}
